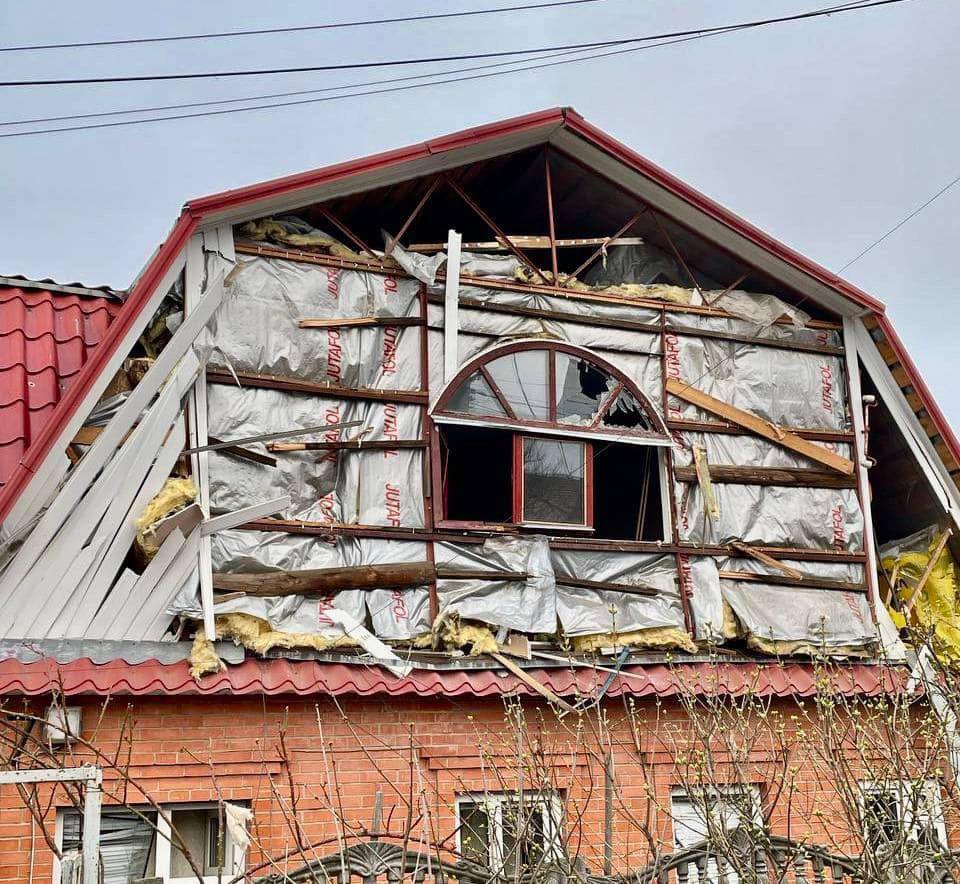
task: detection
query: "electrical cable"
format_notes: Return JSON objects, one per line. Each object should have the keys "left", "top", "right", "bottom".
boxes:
{"left": 839, "top": 172, "right": 960, "bottom": 271}
{"left": 0, "top": 0, "right": 607, "bottom": 53}
{"left": 0, "top": 0, "right": 909, "bottom": 87}
{"left": 0, "top": 1, "right": 907, "bottom": 139}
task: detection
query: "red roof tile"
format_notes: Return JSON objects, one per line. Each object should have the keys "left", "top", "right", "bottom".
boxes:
{"left": 0, "top": 657, "right": 907, "bottom": 699}
{"left": 0, "top": 285, "right": 121, "bottom": 488}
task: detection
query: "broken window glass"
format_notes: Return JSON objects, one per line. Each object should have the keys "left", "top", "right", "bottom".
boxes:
{"left": 446, "top": 371, "right": 508, "bottom": 417}
{"left": 486, "top": 350, "right": 549, "bottom": 420}
{"left": 520, "top": 437, "right": 586, "bottom": 525}
{"left": 555, "top": 353, "right": 612, "bottom": 425}
{"left": 603, "top": 388, "right": 647, "bottom": 429}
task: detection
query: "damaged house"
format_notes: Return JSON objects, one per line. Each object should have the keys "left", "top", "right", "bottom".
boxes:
{"left": 2, "top": 108, "right": 960, "bottom": 881}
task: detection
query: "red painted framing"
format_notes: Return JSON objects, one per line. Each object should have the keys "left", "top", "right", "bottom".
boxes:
{"left": 4, "top": 106, "right": 958, "bottom": 532}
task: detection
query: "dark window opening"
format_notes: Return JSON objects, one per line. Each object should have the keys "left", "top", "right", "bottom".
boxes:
{"left": 593, "top": 442, "right": 663, "bottom": 540}
{"left": 442, "top": 425, "right": 513, "bottom": 523}
{"left": 440, "top": 426, "right": 663, "bottom": 540}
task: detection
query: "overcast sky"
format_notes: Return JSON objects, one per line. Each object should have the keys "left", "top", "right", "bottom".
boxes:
{"left": 1, "top": 0, "right": 957, "bottom": 424}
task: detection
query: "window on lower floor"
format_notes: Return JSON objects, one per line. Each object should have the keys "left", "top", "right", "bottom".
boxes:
{"left": 671, "top": 787, "right": 761, "bottom": 884}
{"left": 860, "top": 781, "right": 947, "bottom": 852}
{"left": 58, "top": 803, "right": 244, "bottom": 884}
{"left": 456, "top": 791, "right": 563, "bottom": 876}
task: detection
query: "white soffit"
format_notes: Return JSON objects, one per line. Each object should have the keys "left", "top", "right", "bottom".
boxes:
{"left": 194, "top": 123, "right": 562, "bottom": 227}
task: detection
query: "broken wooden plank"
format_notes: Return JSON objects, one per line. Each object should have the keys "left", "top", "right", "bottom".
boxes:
{"left": 298, "top": 316, "right": 423, "bottom": 329}
{"left": 730, "top": 541, "right": 805, "bottom": 581}
{"left": 182, "top": 422, "right": 361, "bottom": 455}
{"left": 201, "top": 495, "right": 291, "bottom": 536}
{"left": 206, "top": 368, "right": 429, "bottom": 405}
{"left": 665, "top": 378, "right": 855, "bottom": 475}
{"left": 673, "top": 464, "right": 858, "bottom": 488}
{"left": 490, "top": 652, "right": 575, "bottom": 712}
{"left": 718, "top": 570, "right": 867, "bottom": 593}
{"left": 499, "top": 633, "right": 532, "bottom": 660}
{"left": 206, "top": 437, "right": 277, "bottom": 467}
{"left": 407, "top": 235, "right": 645, "bottom": 252}
{"left": 212, "top": 561, "right": 437, "bottom": 596}
{"left": 268, "top": 439, "right": 425, "bottom": 452}
{"left": 692, "top": 444, "right": 719, "bottom": 521}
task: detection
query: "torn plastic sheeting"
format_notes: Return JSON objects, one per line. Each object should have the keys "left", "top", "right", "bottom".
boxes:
{"left": 704, "top": 289, "right": 810, "bottom": 329}
{"left": 679, "top": 555, "right": 725, "bottom": 642}
{"left": 208, "top": 531, "right": 431, "bottom": 640}
{"left": 460, "top": 252, "right": 520, "bottom": 279}
{"left": 391, "top": 240, "right": 447, "bottom": 285}
{"left": 672, "top": 431, "right": 852, "bottom": 470}
{"left": 435, "top": 535, "right": 556, "bottom": 634}
{"left": 207, "top": 254, "right": 420, "bottom": 391}
{"left": 666, "top": 310, "right": 840, "bottom": 350}
{"left": 677, "top": 484, "right": 864, "bottom": 551}
{"left": 426, "top": 295, "right": 661, "bottom": 356}
{"left": 581, "top": 242, "right": 697, "bottom": 288}
{"left": 551, "top": 550, "right": 684, "bottom": 636}
{"left": 664, "top": 333, "right": 849, "bottom": 431}
{"left": 206, "top": 384, "right": 424, "bottom": 526}
{"left": 720, "top": 579, "right": 875, "bottom": 649}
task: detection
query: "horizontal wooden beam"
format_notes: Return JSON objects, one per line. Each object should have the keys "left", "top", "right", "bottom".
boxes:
{"left": 235, "top": 242, "right": 843, "bottom": 329}
{"left": 238, "top": 518, "right": 867, "bottom": 563}
{"left": 407, "top": 235, "right": 646, "bottom": 252}
{"left": 673, "top": 464, "right": 857, "bottom": 489}
{"left": 207, "top": 368, "right": 429, "bottom": 406}
{"left": 666, "top": 378, "right": 855, "bottom": 475}
{"left": 268, "top": 439, "right": 426, "bottom": 452}
{"left": 667, "top": 418, "right": 854, "bottom": 444}
{"left": 213, "top": 561, "right": 436, "bottom": 595}
{"left": 718, "top": 569, "right": 866, "bottom": 594}
{"left": 298, "top": 316, "right": 424, "bottom": 329}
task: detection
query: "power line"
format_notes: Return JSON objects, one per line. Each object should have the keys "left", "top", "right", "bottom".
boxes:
{"left": 839, "top": 172, "right": 960, "bottom": 271}
{"left": 0, "top": 47, "right": 595, "bottom": 128}
{"left": 0, "top": 0, "right": 910, "bottom": 87}
{"left": 0, "top": 0, "right": 606, "bottom": 53}
{"left": 0, "top": 0, "right": 909, "bottom": 140}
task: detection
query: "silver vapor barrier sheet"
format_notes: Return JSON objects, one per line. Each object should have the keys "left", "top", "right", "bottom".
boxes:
{"left": 435, "top": 535, "right": 556, "bottom": 635}
{"left": 676, "top": 484, "right": 864, "bottom": 551}
{"left": 715, "top": 557, "right": 876, "bottom": 648}
{"left": 169, "top": 530, "right": 431, "bottom": 641}
{"left": 552, "top": 550, "right": 687, "bottom": 636}
{"left": 183, "top": 241, "right": 875, "bottom": 652}
{"left": 664, "top": 331, "right": 849, "bottom": 430}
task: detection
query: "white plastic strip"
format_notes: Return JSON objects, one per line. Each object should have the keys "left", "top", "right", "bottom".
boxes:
{"left": 201, "top": 495, "right": 291, "bottom": 536}
{"left": 443, "top": 229, "right": 462, "bottom": 383}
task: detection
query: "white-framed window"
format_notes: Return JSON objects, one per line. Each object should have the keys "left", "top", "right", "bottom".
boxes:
{"left": 860, "top": 780, "right": 947, "bottom": 851}
{"left": 456, "top": 791, "right": 563, "bottom": 875}
{"left": 671, "top": 786, "right": 762, "bottom": 884}
{"left": 55, "top": 802, "right": 245, "bottom": 884}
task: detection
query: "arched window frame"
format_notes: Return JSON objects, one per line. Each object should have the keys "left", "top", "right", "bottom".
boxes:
{"left": 431, "top": 340, "right": 672, "bottom": 444}
{"left": 429, "top": 340, "right": 672, "bottom": 535}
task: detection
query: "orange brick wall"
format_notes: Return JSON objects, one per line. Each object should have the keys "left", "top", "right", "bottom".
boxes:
{"left": 0, "top": 693, "right": 955, "bottom": 881}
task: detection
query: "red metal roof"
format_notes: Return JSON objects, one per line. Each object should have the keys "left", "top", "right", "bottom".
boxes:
{"left": 0, "top": 657, "right": 905, "bottom": 699}
{"left": 1, "top": 107, "right": 957, "bottom": 524}
{"left": 0, "top": 284, "right": 122, "bottom": 488}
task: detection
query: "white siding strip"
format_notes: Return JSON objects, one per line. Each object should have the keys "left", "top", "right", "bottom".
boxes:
{"left": 443, "top": 229, "right": 462, "bottom": 383}
{"left": 200, "top": 495, "right": 291, "bottom": 537}
{"left": 0, "top": 269, "right": 224, "bottom": 600}
{"left": 124, "top": 528, "right": 202, "bottom": 641}
{"left": 1, "top": 253, "right": 187, "bottom": 540}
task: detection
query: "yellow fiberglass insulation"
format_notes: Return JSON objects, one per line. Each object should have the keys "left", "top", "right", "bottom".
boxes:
{"left": 213, "top": 612, "right": 358, "bottom": 656}
{"left": 883, "top": 536, "right": 960, "bottom": 665}
{"left": 416, "top": 613, "right": 499, "bottom": 656}
{"left": 572, "top": 626, "right": 697, "bottom": 655}
{"left": 240, "top": 219, "right": 363, "bottom": 261}
{"left": 189, "top": 631, "right": 225, "bottom": 680}
{"left": 135, "top": 478, "right": 197, "bottom": 560}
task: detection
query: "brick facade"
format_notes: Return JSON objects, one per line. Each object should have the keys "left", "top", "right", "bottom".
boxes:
{"left": 2, "top": 691, "right": 954, "bottom": 881}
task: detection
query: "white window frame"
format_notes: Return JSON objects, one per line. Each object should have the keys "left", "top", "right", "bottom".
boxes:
{"left": 455, "top": 791, "right": 563, "bottom": 872}
{"left": 859, "top": 779, "right": 948, "bottom": 849}
{"left": 54, "top": 801, "right": 245, "bottom": 884}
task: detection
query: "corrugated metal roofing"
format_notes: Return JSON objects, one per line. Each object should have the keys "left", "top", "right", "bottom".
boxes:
{"left": 0, "top": 657, "right": 907, "bottom": 699}
{"left": 0, "top": 283, "right": 122, "bottom": 488}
